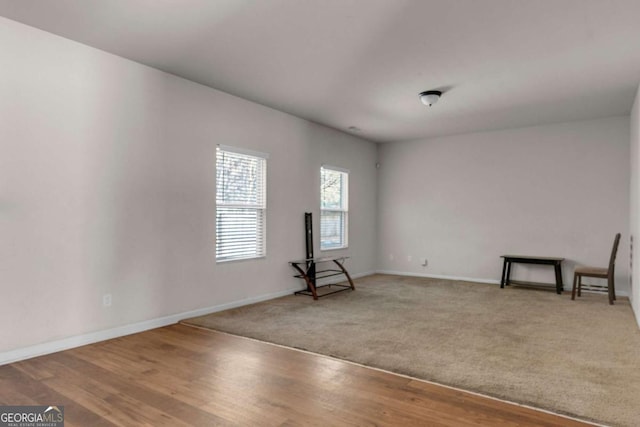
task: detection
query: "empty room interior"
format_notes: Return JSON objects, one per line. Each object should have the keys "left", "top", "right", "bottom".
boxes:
{"left": 2, "top": 1, "right": 640, "bottom": 426}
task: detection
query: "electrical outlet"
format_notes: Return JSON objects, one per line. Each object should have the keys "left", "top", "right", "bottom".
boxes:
{"left": 103, "top": 294, "right": 112, "bottom": 307}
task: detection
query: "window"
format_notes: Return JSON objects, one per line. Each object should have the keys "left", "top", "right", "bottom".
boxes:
{"left": 320, "top": 166, "right": 348, "bottom": 250}
{"left": 216, "top": 145, "right": 267, "bottom": 262}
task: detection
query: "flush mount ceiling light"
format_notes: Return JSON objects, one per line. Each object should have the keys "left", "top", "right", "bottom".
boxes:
{"left": 419, "top": 90, "right": 442, "bottom": 107}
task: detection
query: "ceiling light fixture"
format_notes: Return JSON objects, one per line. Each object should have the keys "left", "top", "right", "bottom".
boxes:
{"left": 419, "top": 90, "right": 442, "bottom": 107}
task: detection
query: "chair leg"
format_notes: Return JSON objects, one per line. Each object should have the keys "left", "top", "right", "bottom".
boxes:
{"left": 608, "top": 277, "right": 614, "bottom": 305}
{"left": 612, "top": 277, "right": 616, "bottom": 301}
{"left": 571, "top": 273, "right": 578, "bottom": 300}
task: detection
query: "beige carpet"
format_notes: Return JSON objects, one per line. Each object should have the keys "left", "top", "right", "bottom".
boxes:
{"left": 182, "top": 274, "right": 640, "bottom": 426}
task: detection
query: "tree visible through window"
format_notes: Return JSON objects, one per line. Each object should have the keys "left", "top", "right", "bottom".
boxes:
{"left": 216, "top": 146, "right": 267, "bottom": 261}
{"left": 320, "top": 166, "right": 348, "bottom": 250}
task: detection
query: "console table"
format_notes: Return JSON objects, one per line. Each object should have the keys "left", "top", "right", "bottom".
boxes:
{"left": 500, "top": 255, "right": 564, "bottom": 294}
{"left": 289, "top": 256, "right": 355, "bottom": 300}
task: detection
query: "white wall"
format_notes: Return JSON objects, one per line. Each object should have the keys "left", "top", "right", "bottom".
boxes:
{"left": 630, "top": 84, "right": 640, "bottom": 327}
{"left": 378, "top": 117, "right": 630, "bottom": 292}
{"left": 0, "top": 17, "right": 378, "bottom": 355}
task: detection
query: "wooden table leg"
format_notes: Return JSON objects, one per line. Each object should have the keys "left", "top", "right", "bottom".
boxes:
{"left": 505, "top": 261, "right": 512, "bottom": 286}
{"left": 500, "top": 258, "right": 508, "bottom": 288}
{"left": 554, "top": 263, "right": 564, "bottom": 294}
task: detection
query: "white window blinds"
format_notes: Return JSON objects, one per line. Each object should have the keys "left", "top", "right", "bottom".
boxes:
{"left": 320, "top": 166, "right": 349, "bottom": 250}
{"left": 216, "top": 146, "right": 267, "bottom": 262}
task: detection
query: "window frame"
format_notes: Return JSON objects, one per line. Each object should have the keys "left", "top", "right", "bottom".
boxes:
{"left": 215, "top": 144, "right": 268, "bottom": 263}
{"left": 320, "top": 165, "right": 349, "bottom": 251}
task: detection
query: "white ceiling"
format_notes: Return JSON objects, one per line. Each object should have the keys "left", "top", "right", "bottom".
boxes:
{"left": 1, "top": 0, "right": 640, "bottom": 143}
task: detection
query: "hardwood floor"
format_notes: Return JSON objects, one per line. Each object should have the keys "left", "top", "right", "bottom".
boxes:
{"left": 0, "top": 324, "right": 592, "bottom": 426}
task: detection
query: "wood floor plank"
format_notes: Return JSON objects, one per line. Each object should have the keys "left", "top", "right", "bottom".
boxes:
{"left": 43, "top": 352, "right": 231, "bottom": 426}
{"left": 1, "top": 364, "right": 118, "bottom": 427}
{"left": 0, "top": 324, "right": 594, "bottom": 426}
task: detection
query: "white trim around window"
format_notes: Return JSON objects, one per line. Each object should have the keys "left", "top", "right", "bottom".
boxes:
{"left": 320, "top": 165, "right": 349, "bottom": 251}
{"left": 216, "top": 145, "right": 268, "bottom": 262}
{"left": 218, "top": 144, "right": 270, "bottom": 159}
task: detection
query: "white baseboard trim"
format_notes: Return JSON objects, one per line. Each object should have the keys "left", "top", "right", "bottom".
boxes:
{"left": 0, "top": 286, "right": 299, "bottom": 366}
{"left": 352, "top": 270, "right": 376, "bottom": 279}
{"left": 1, "top": 270, "right": 375, "bottom": 366}
{"left": 633, "top": 303, "right": 640, "bottom": 329}
{"left": 376, "top": 269, "right": 500, "bottom": 285}
{"left": 375, "top": 269, "right": 630, "bottom": 297}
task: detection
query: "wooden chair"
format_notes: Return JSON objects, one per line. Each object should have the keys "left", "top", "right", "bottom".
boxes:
{"left": 571, "top": 233, "right": 621, "bottom": 305}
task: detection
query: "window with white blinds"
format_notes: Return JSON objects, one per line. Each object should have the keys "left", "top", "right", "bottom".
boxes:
{"left": 320, "top": 166, "right": 348, "bottom": 250}
{"left": 216, "top": 145, "right": 267, "bottom": 262}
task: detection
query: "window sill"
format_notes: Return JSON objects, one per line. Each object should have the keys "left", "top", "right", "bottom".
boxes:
{"left": 320, "top": 246, "right": 348, "bottom": 252}
{"left": 216, "top": 256, "right": 266, "bottom": 264}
